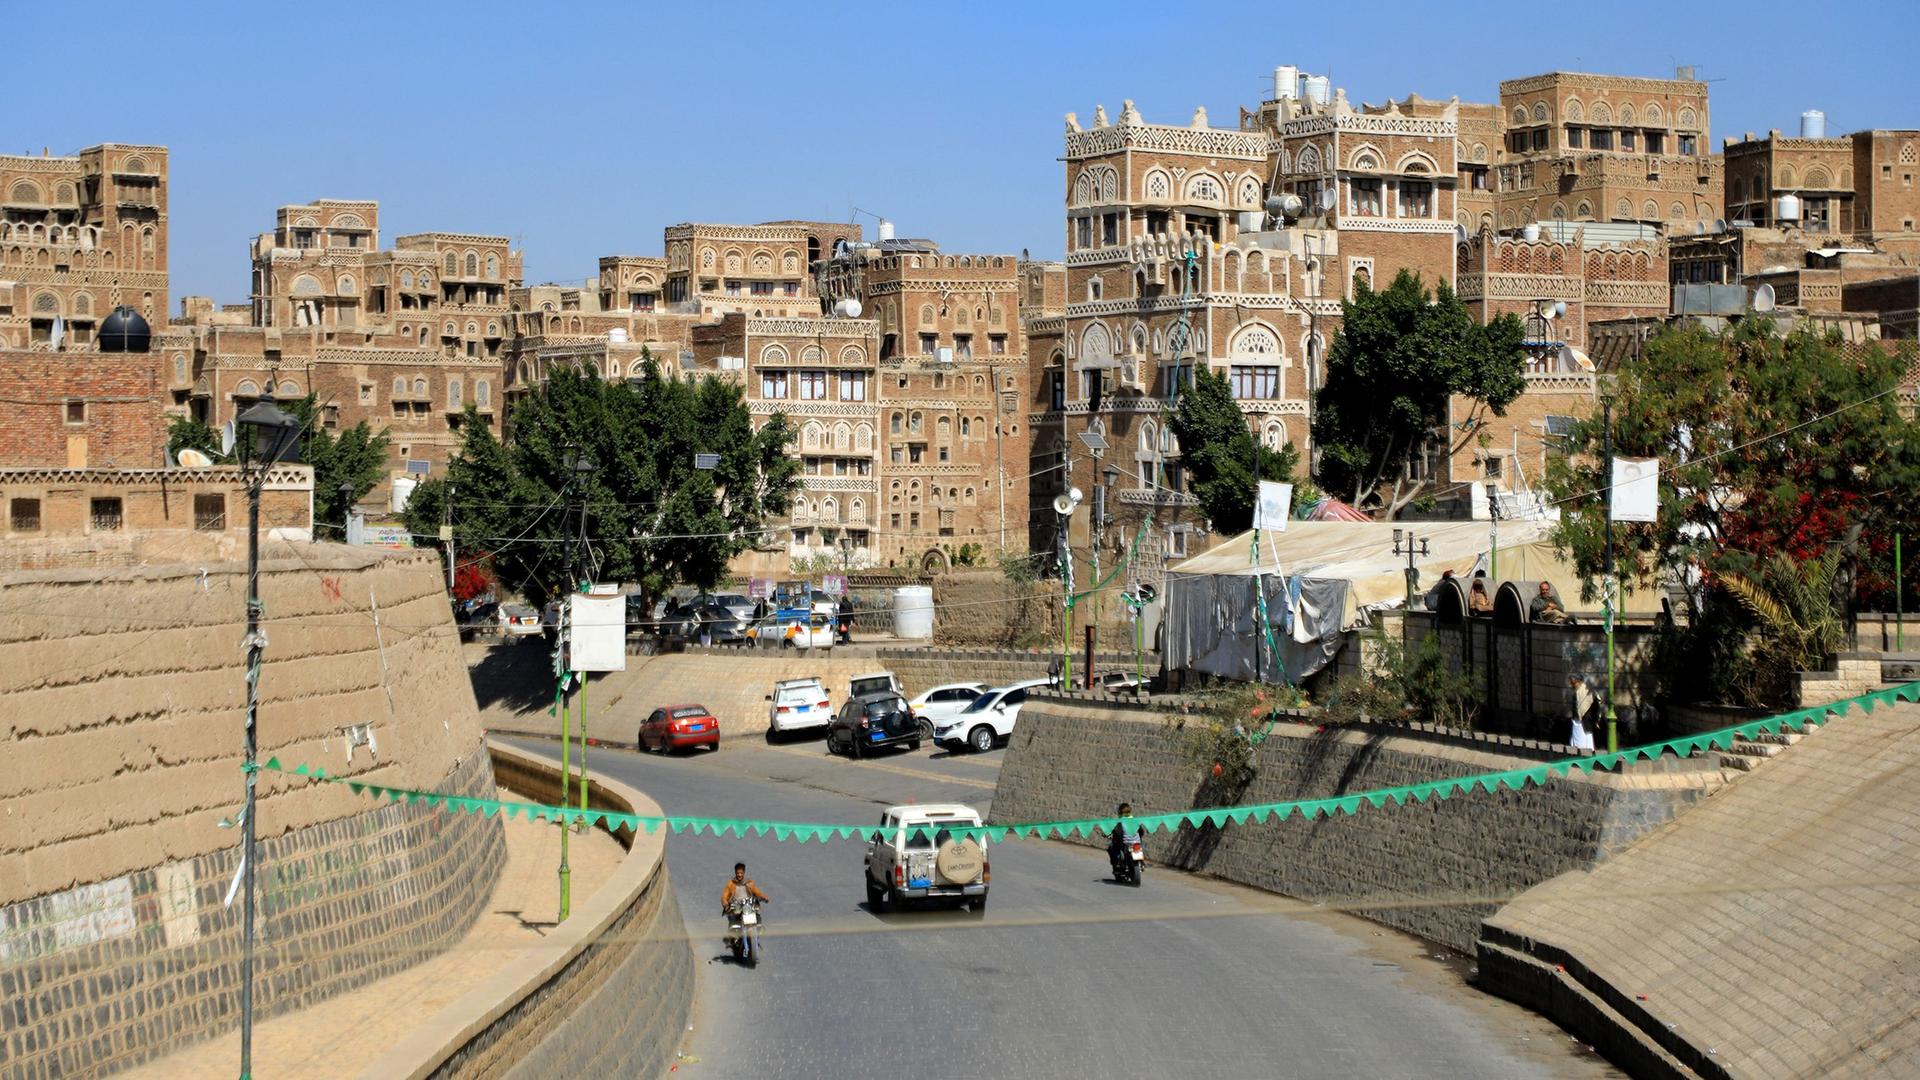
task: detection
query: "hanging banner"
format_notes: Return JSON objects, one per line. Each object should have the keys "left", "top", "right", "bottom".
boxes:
{"left": 1610, "top": 457, "right": 1659, "bottom": 523}
{"left": 1254, "top": 481, "right": 1293, "bottom": 533}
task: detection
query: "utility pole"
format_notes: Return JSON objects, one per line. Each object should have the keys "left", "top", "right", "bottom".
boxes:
{"left": 1602, "top": 398, "right": 1618, "bottom": 754}
{"left": 993, "top": 359, "right": 1005, "bottom": 550}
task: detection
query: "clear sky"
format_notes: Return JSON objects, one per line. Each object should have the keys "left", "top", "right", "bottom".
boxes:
{"left": 15, "top": 0, "right": 1917, "bottom": 303}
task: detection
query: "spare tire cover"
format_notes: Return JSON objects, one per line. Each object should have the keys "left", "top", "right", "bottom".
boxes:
{"left": 935, "top": 838, "right": 984, "bottom": 884}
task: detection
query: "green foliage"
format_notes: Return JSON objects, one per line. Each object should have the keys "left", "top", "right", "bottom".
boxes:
{"left": 280, "top": 396, "right": 390, "bottom": 528}
{"left": 1317, "top": 632, "right": 1483, "bottom": 729}
{"left": 1545, "top": 324, "right": 1920, "bottom": 604}
{"left": 405, "top": 355, "right": 800, "bottom": 611}
{"left": 1312, "top": 270, "right": 1526, "bottom": 515}
{"left": 1166, "top": 367, "right": 1300, "bottom": 534}
{"left": 1719, "top": 548, "right": 1850, "bottom": 706}
{"left": 165, "top": 415, "right": 220, "bottom": 460}
{"left": 997, "top": 546, "right": 1044, "bottom": 586}
{"left": 948, "top": 542, "right": 983, "bottom": 567}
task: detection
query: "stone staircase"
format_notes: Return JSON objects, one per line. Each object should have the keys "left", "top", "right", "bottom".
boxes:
{"left": 1714, "top": 724, "right": 1813, "bottom": 773}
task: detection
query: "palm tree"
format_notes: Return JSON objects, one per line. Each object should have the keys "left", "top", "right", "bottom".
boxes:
{"left": 1718, "top": 547, "right": 1849, "bottom": 706}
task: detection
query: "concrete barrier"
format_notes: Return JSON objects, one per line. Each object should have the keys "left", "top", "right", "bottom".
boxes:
{"left": 363, "top": 740, "right": 695, "bottom": 1079}
{"left": 990, "top": 697, "right": 1723, "bottom": 953}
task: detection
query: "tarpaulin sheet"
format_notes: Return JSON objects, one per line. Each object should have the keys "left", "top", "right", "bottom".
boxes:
{"left": 1163, "top": 520, "right": 1561, "bottom": 683}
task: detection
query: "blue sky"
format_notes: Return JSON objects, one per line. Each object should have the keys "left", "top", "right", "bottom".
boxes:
{"left": 15, "top": 1, "right": 1917, "bottom": 302}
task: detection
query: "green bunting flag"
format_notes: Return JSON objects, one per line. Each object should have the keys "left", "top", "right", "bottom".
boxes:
{"left": 253, "top": 680, "right": 1916, "bottom": 848}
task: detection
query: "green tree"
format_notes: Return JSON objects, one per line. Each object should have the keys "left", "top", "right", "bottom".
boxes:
{"left": 165, "top": 415, "right": 220, "bottom": 461}
{"left": 1545, "top": 323, "right": 1920, "bottom": 602}
{"left": 1311, "top": 270, "right": 1526, "bottom": 516}
{"left": 1166, "top": 367, "right": 1300, "bottom": 534}
{"left": 401, "top": 405, "right": 534, "bottom": 586}
{"left": 407, "top": 354, "right": 801, "bottom": 611}
{"left": 283, "top": 396, "right": 391, "bottom": 529}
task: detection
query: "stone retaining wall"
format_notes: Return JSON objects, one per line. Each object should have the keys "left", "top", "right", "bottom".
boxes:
{"left": 366, "top": 741, "right": 693, "bottom": 1080}
{"left": 0, "top": 749, "right": 503, "bottom": 1080}
{"left": 991, "top": 699, "right": 1722, "bottom": 953}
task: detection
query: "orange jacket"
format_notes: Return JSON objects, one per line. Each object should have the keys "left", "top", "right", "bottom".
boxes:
{"left": 722, "top": 878, "right": 770, "bottom": 908}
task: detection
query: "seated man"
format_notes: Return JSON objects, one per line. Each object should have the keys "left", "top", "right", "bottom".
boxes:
{"left": 1468, "top": 579, "right": 1494, "bottom": 616}
{"left": 1529, "top": 581, "right": 1572, "bottom": 624}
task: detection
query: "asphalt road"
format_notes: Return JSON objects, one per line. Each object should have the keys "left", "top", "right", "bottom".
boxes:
{"left": 502, "top": 734, "right": 1620, "bottom": 1080}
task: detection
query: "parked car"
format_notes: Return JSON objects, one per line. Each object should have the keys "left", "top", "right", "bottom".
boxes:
{"left": 747, "top": 609, "right": 835, "bottom": 648}
{"left": 672, "top": 603, "right": 748, "bottom": 644}
{"left": 498, "top": 603, "right": 544, "bottom": 640}
{"left": 864, "top": 803, "right": 989, "bottom": 912}
{"left": 932, "top": 678, "right": 1052, "bottom": 753}
{"left": 906, "top": 681, "right": 990, "bottom": 740}
{"left": 456, "top": 599, "right": 498, "bottom": 642}
{"left": 849, "top": 671, "right": 903, "bottom": 700}
{"left": 708, "top": 593, "right": 756, "bottom": 622}
{"left": 767, "top": 677, "right": 831, "bottom": 739}
{"left": 639, "top": 703, "right": 719, "bottom": 753}
{"left": 827, "top": 691, "right": 920, "bottom": 757}
{"left": 1098, "top": 670, "right": 1146, "bottom": 693}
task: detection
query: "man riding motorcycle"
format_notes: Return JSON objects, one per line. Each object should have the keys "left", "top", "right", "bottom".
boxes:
{"left": 1106, "top": 803, "right": 1146, "bottom": 885}
{"left": 722, "top": 862, "right": 771, "bottom": 961}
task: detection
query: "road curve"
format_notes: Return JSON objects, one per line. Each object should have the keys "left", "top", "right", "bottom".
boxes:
{"left": 502, "top": 735, "right": 1618, "bottom": 1079}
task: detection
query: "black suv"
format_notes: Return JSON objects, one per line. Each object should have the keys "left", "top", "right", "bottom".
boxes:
{"left": 827, "top": 692, "right": 920, "bottom": 757}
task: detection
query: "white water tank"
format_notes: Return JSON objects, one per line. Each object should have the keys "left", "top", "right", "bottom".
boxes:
{"left": 1776, "top": 193, "right": 1802, "bottom": 222}
{"left": 1521, "top": 223, "right": 1542, "bottom": 241}
{"left": 892, "top": 585, "right": 934, "bottom": 640}
{"left": 389, "top": 475, "right": 417, "bottom": 514}
{"left": 1303, "top": 75, "right": 1332, "bottom": 106}
{"left": 607, "top": 327, "right": 629, "bottom": 343}
{"left": 1273, "top": 65, "right": 1299, "bottom": 101}
{"left": 1799, "top": 110, "right": 1826, "bottom": 139}
{"left": 877, "top": 219, "right": 895, "bottom": 242}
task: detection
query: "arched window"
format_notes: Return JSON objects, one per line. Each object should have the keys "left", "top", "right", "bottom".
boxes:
{"left": 448, "top": 378, "right": 463, "bottom": 408}
{"left": 476, "top": 379, "right": 491, "bottom": 407}
{"left": 486, "top": 253, "right": 500, "bottom": 279}
{"left": 444, "top": 252, "right": 458, "bottom": 276}
{"left": 393, "top": 376, "right": 407, "bottom": 397}
{"left": 465, "top": 252, "right": 478, "bottom": 277}
{"left": 1230, "top": 324, "right": 1279, "bottom": 357}
{"left": 414, "top": 378, "right": 428, "bottom": 396}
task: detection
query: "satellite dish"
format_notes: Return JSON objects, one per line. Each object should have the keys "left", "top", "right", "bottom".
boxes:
{"left": 219, "top": 421, "right": 236, "bottom": 456}
{"left": 1318, "top": 188, "right": 1337, "bottom": 212}
{"left": 1052, "top": 493, "right": 1078, "bottom": 516}
{"left": 175, "top": 448, "right": 213, "bottom": 468}
{"left": 1752, "top": 284, "right": 1776, "bottom": 312}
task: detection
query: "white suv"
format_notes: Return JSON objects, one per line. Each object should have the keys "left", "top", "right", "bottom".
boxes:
{"left": 932, "top": 678, "right": 1051, "bottom": 753}
{"left": 766, "top": 677, "right": 831, "bottom": 739}
{"left": 864, "top": 803, "right": 989, "bottom": 913}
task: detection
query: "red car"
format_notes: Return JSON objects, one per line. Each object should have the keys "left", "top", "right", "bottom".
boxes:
{"left": 640, "top": 704, "right": 720, "bottom": 753}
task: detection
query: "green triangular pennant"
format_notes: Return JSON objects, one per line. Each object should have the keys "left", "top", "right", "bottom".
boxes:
{"left": 984, "top": 827, "right": 1008, "bottom": 843}
{"left": 264, "top": 756, "right": 283, "bottom": 772}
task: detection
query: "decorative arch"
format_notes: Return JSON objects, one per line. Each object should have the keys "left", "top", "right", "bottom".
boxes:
{"left": 782, "top": 249, "right": 799, "bottom": 272}
{"left": 1511, "top": 105, "right": 1529, "bottom": 125}
{"left": 1473, "top": 142, "right": 1488, "bottom": 163}
{"left": 1080, "top": 322, "right": 1112, "bottom": 363}
{"left": 1575, "top": 201, "right": 1593, "bottom": 220}
{"left": 1616, "top": 198, "right": 1631, "bottom": 217}
{"left": 1642, "top": 199, "right": 1659, "bottom": 218}
{"left": 1183, "top": 172, "right": 1223, "bottom": 203}
{"left": 71, "top": 292, "right": 93, "bottom": 316}
{"left": 801, "top": 421, "right": 824, "bottom": 451}
{"left": 337, "top": 274, "right": 357, "bottom": 294}
{"left": 1564, "top": 99, "right": 1584, "bottom": 123}
{"left": 1073, "top": 170, "right": 1094, "bottom": 206}
{"left": 1677, "top": 106, "right": 1696, "bottom": 129}
{"left": 1618, "top": 103, "right": 1636, "bottom": 125}
{"left": 1229, "top": 323, "right": 1281, "bottom": 358}
{"left": 760, "top": 343, "right": 789, "bottom": 364}
{"left": 840, "top": 344, "right": 866, "bottom": 363}
{"left": 291, "top": 274, "right": 322, "bottom": 296}
{"left": 9, "top": 179, "right": 42, "bottom": 204}
{"left": 1552, "top": 202, "right": 1568, "bottom": 221}
{"left": 486, "top": 253, "right": 500, "bottom": 279}
{"left": 1296, "top": 144, "right": 1322, "bottom": 172}
{"left": 1238, "top": 175, "right": 1262, "bottom": 207}
{"left": 919, "top": 304, "right": 935, "bottom": 326}
{"left": 1806, "top": 165, "right": 1832, "bottom": 189}
{"left": 1143, "top": 168, "right": 1172, "bottom": 201}
{"left": 854, "top": 423, "right": 874, "bottom": 452}
{"left": 1395, "top": 150, "right": 1439, "bottom": 174}
{"left": 444, "top": 251, "right": 458, "bottom": 276}
{"left": 1671, "top": 201, "right": 1687, "bottom": 220}
{"left": 1531, "top": 102, "right": 1550, "bottom": 123}
{"left": 1099, "top": 167, "right": 1118, "bottom": 201}
{"left": 1348, "top": 142, "right": 1384, "bottom": 170}
{"left": 1644, "top": 102, "right": 1664, "bottom": 124}
{"left": 751, "top": 251, "right": 773, "bottom": 274}
{"left": 235, "top": 380, "right": 260, "bottom": 398}
{"left": 1262, "top": 420, "right": 1287, "bottom": 449}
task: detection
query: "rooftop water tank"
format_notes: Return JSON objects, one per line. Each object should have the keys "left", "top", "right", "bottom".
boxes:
{"left": 1273, "top": 65, "right": 1299, "bottom": 101}
{"left": 98, "top": 306, "right": 151, "bottom": 353}
{"left": 1303, "top": 75, "right": 1332, "bottom": 106}
{"left": 891, "top": 585, "right": 933, "bottom": 640}
{"left": 877, "top": 219, "right": 895, "bottom": 242}
{"left": 1776, "top": 193, "right": 1802, "bottom": 222}
{"left": 389, "top": 475, "right": 417, "bottom": 515}
{"left": 1520, "top": 223, "right": 1542, "bottom": 241}
{"left": 1799, "top": 110, "right": 1826, "bottom": 139}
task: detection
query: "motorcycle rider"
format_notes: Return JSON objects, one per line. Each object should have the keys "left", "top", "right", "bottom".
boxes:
{"left": 721, "top": 861, "right": 771, "bottom": 913}
{"left": 1106, "top": 803, "right": 1144, "bottom": 877}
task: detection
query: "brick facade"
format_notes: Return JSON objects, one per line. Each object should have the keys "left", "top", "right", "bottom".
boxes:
{"left": 0, "top": 465, "right": 313, "bottom": 570}
{"left": 0, "top": 349, "right": 167, "bottom": 469}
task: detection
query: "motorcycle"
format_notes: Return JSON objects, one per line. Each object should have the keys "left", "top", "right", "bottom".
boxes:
{"left": 1110, "top": 836, "right": 1145, "bottom": 886}
{"left": 724, "top": 895, "right": 764, "bottom": 964}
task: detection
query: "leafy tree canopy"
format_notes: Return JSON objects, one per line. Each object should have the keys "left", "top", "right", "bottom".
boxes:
{"left": 1166, "top": 367, "right": 1299, "bottom": 534}
{"left": 404, "top": 355, "right": 801, "bottom": 611}
{"left": 1311, "top": 270, "right": 1526, "bottom": 515}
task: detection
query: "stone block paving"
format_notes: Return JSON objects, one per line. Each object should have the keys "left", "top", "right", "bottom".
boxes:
{"left": 1486, "top": 700, "right": 1920, "bottom": 1078}
{"left": 117, "top": 804, "right": 625, "bottom": 1080}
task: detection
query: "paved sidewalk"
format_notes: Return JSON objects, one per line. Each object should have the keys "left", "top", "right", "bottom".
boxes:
{"left": 124, "top": 803, "right": 626, "bottom": 1080}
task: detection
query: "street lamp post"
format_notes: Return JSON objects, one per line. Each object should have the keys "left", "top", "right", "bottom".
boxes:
{"left": 556, "top": 449, "right": 596, "bottom": 922}
{"left": 234, "top": 393, "right": 302, "bottom": 1080}
{"left": 1392, "top": 528, "right": 1431, "bottom": 610}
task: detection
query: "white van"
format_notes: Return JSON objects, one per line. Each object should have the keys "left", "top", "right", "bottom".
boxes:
{"left": 864, "top": 803, "right": 989, "bottom": 913}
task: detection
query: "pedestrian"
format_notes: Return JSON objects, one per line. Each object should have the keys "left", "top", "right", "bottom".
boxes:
{"left": 1568, "top": 675, "right": 1597, "bottom": 750}
{"left": 1047, "top": 653, "right": 1064, "bottom": 688}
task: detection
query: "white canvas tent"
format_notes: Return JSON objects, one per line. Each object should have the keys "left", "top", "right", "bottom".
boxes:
{"left": 1162, "top": 519, "right": 1582, "bottom": 684}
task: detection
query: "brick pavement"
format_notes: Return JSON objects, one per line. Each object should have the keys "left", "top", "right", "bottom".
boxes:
{"left": 118, "top": 804, "right": 625, "bottom": 1080}
{"left": 1481, "top": 700, "right": 1920, "bottom": 1078}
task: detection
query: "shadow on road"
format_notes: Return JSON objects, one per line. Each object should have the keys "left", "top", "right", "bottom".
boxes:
{"left": 494, "top": 909, "right": 557, "bottom": 934}
{"left": 468, "top": 640, "right": 557, "bottom": 717}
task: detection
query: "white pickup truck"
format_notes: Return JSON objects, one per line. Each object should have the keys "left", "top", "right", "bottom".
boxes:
{"left": 864, "top": 803, "right": 989, "bottom": 913}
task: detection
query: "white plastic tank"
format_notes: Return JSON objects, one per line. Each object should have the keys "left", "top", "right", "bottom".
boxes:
{"left": 1237, "top": 209, "right": 1265, "bottom": 233}
{"left": 389, "top": 475, "right": 417, "bottom": 514}
{"left": 1273, "top": 65, "right": 1299, "bottom": 101}
{"left": 877, "top": 219, "right": 895, "bottom": 242}
{"left": 1520, "top": 223, "right": 1542, "bottom": 241}
{"left": 892, "top": 585, "right": 934, "bottom": 640}
{"left": 1799, "top": 110, "right": 1826, "bottom": 139}
{"left": 607, "top": 327, "right": 629, "bottom": 342}
{"left": 1776, "top": 193, "right": 1802, "bottom": 222}
{"left": 1303, "top": 75, "right": 1332, "bottom": 106}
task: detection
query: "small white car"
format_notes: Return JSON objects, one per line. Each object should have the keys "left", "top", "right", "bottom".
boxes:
{"left": 849, "top": 671, "right": 903, "bottom": 700}
{"left": 766, "top": 677, "right": 831, "bottom": 738}
{"left": 932, "top": 678, "right": 1051, "bottom": 753}
{"left": 907, "top": 681, "right": 990, "bottom": 739}
{"left": 864, "top": 803, "right": 989, "bottom": 913}
{"left": 497, "top": 603, "right": 544, "bottom": 640}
